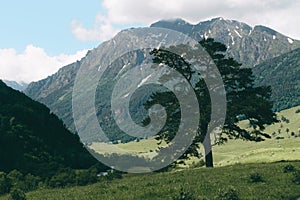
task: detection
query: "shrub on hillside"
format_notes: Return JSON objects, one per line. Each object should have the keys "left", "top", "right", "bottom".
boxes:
{"left": 292, "top": 170, "right": 300, "bottom": 184}
{"left": 48, "top": 168, "right": 76, "bottom": 188}
{"left": 7, "top": 170, "right": 40, "bottom": 192}
{"left": 9, "top": 188, "right": 26, "bottom": 200}
{"left": 7, "top": 170, "right": 25, "bottom": 191}
{"left": 283, "top": 164, "right": 296, "bottom": 173}
{"left": 215, "top": 187, "right": 240, "bottom": 200}
{"left": 105, "top": 170, "right": 123, "bottom": 181}
{"left": 0, "top": 172, "right": 10, "bottom": 194}
{"left": 173, "top": 188, "right": 196, "bottom": 200}
{"left": 76, "top": 168, "right": 97, "bottom": 186}
{"left": 249, "top": 173, "right": 264, "bottom": 183}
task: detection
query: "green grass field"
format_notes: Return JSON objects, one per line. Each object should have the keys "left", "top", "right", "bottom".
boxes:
{"left": 1, "top": 162, "right": 300, "bottom": 200}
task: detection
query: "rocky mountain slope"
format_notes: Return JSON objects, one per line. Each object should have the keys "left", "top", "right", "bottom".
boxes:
{"left": 151, "top": 17, "right": 300, "bottom": 67}
{"left": 24, "top": 17, "right": 300, "bottom": 140}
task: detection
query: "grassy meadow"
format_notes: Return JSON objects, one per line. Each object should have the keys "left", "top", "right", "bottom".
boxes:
{"left": 90, "top": 106, "right": 300, "bottom": 167}
{"left": 1, "top": 162, "right": 300, "bottom": 199}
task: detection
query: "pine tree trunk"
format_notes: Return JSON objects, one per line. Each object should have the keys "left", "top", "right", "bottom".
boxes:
{"left": 205, "top": 150, "right": 214, "bottom": 167}
{"left": 203, "top": 134, "right": 214, "bottom": 167}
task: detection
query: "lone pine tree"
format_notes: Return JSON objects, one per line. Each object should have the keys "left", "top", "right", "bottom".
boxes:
{"left": 143, "top": 38, "right": 277, "bottom": 167}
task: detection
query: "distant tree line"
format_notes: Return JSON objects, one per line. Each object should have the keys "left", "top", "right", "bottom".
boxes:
{"left": 0, "top": 165, "right": 122, "bottom": 199}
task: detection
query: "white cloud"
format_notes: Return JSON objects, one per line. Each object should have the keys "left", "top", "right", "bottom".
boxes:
{"left": 0, "top": 45, "right": 87, "bottom": 83}
{"left": 71, "top": 14, "right": 119, "bottom": 42}
{"left": 72, "top": 0, "right": 300, "bottom": 41}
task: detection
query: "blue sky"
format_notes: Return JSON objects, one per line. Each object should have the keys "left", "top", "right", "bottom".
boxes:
{"left": 0, "top": 0, "right": 299, "bottom": 82}
{"left": 0, "top": 0, "right": 104, "bottom": 55}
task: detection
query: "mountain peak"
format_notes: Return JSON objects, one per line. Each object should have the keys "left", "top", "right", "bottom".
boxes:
{"left": 150, "top": 17, "right": 300, "bottom": 66}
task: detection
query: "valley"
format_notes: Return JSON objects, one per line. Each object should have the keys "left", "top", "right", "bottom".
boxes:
{"left": 1, "top": 16, "right": 300, "bottom": 200}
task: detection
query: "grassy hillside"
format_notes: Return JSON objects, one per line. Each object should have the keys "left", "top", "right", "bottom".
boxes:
{"left": 89, "top": 105, "right": 300, "bottom": 167}
{"left": 1, "top": 162, "right": 300, "bottom": 199}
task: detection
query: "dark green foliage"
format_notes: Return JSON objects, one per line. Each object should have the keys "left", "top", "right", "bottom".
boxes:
{"left": 105, "top": 170, "right": 123, "bottom": 181}
{"left": 291, "top": 132, "right": 295, "bottom": 137}
{"left": 7, "top": 170, "right": 24, "bottom": 191}
{"left": 0, "top": 80, "right": 107, "bottom": 178}
{"left": 22, "top": 174, "right": 40, "bottom": 192}
{"left": 75, "top": 168, "right": 98, "bottom": 186}
{"left": 199, "top": 39, "right": 276, "bottom": 140}
{"left": 249, "top": 173, "right": 263, "bottom": 183}
{"left": 47, "top": 167, "right": 122, "bottom": 188}
{"left": 48, "top": 168, "right": 76, "bottom": 188}
{"left": 5, "top": 170, "right": 41, "bottom": 193}
{"left": 292, "top": 170, "right": 300, "bottom": 184}
{"left": 173, "top": 188, "right": 196, "bottom": 200}
{"left": 281, "top": 116, "right": 290, "bottom": 123}
{"left": 0, "top": 165, "right": 121, "bottom": 194}
{"left": 283, "top": 164, "right": 296, "bottom": 173}
{"left": 0, "top": 172, "right": 10, "bottom": 194}
{"left": 215, "top": 188, "right": 240, "bottom": 200}
{"left": 296, "top": 109, "right": 300, "bottom": 114}
{"left": 9, "top": 188, "right": 26, "bottom": 200}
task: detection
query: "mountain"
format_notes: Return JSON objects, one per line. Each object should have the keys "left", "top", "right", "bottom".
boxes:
{"left": 26, "top": 46, "right": 153, "bottom": 142}
{"left": 24, "top": 17, "right": 300, "bottom": 142}
{"left": 3, "top": 80, "right": 28, "bottom": 91}
{"left": 151, "top": 17, "right": 300, "bottom": 67}
{"left": 0, "top": 80, "right": 102, "bottom": 178}
{"left": 24, "top": 62, "right": 81, "bottom": 134}
{"left": 253, "top": 48, "right": 300, "bottom": 111}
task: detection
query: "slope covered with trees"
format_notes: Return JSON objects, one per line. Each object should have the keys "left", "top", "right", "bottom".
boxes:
{"left": 253, "top": 48, "right": 300, "bottom": 111}
{"left": 0, "top": 80, "right": 105, "bottom": 178}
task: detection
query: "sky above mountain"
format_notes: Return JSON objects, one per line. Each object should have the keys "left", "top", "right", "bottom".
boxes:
{"left": 0, "top": 0, "right": 299, "bottom": 82}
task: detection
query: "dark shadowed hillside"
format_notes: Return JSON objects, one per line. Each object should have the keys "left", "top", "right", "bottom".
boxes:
{"left": 0, "top": 80, "right": 105, "bottom": 178}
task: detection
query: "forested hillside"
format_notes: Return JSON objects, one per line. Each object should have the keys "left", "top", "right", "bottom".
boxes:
{"left": 253, "top": 48, "right": 300, "bottom": 111}
{"left": 0, "top": 80, "right": 105, "bottom": 178}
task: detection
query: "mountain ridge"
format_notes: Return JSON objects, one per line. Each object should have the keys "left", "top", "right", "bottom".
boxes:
{"left": 3, "top": 80, "right": 28, "bottom": 91}
{"left": 151, "top": 17, "right": 300, "bottom": 67}
{"left": 24, "top": 17, "right": 300, "bottom": 139}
